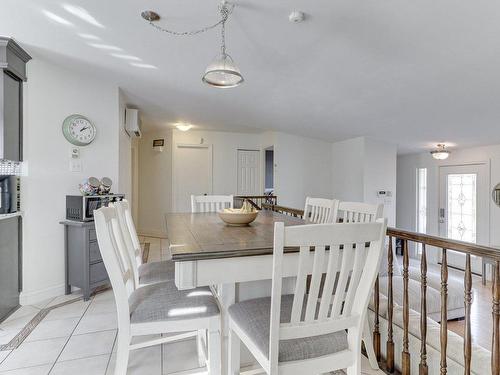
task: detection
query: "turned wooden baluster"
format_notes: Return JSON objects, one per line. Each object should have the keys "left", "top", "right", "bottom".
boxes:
{"left": 387, "top": 236, "right": 395, "bottom": 372}
{"left": 420, "top": 244, "right": 428, "bottom": 375}
{"left": 440, "top": 249, "right": 448, "bottom": 375}
{"left": 464, "top": 254, "right": 472, "bottom": 375}
{"left": 374, "top": 276, "right": 381, "bottom": 361}
{"left": 402, "top": 239, "right": 410, "bottom": 374}
{"left": 493, "top": 260, "right": 500, "bottom": 375}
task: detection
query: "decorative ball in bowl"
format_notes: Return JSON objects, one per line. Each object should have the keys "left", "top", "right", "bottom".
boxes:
{"left": 218, "top": 209, "right": 259, "bottom": 226}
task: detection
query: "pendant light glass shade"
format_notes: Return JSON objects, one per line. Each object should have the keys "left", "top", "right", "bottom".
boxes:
{"left": 430, "top": 144, "right": 451, "bottom": 160}
{"left": 202, "top": 53, "right": 244, "bottom": 88}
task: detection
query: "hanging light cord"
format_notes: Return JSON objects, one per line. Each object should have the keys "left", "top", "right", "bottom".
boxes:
{"left": 147, "top": 2, "right": 234, "bottom": 37}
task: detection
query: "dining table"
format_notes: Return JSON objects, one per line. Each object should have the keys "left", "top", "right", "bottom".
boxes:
{"left": 165, "top": 210, "right": 307, "bottom": 373}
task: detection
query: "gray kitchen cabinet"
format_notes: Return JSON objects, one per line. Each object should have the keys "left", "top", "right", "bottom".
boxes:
{"left": 0, "top": 215, "right": 21, "bottom": 323}
{"left": 60, "top": 220, "right": 110, "bottom": 300}
{"left": 0, "top": 38, "right": 31, "bottom": 161}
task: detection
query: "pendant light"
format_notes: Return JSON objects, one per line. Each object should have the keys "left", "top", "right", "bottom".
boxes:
{"left": 202, "top": 3, "right": 244, "bottom": 88}
{"left": 430, "top": 144, "right": 451, "bottom": 160}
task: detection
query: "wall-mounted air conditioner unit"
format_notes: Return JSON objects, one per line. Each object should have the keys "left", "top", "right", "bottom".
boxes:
{"left": 125, "top": 108, "right": 142, "bottom": 138}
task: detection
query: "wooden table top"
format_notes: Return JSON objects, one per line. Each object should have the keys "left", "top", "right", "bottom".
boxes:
{"left": 165, "top": 211, "right": 304, "bottom": 261}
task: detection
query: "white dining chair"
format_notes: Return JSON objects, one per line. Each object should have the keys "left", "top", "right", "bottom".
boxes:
{"left": 113, "top": 200, "right": 174, "bottom": 287}
{"left": 303, "top": 197, "right": 339, "bottom": 224}
{"left": 336, "top": 201, "right": 384, "bottom": 369}
{"left": 337, "top": 201, "right": 383, "bottom": 223}
{"left": 191, "top": 194, "right": 233, "bottom": 213}
{"left": 228, "top": 219, "right": 387, "bottom": 375}
{"left": 94, "top": 206, "right": 222, "bottom": 375}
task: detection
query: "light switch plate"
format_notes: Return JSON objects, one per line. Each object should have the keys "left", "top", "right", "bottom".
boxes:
{"left": 70, "top": 159, "right": 82, "bottom": 172}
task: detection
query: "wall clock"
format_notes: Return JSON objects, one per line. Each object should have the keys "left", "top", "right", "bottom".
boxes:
{"left": 62, "top": 114, "right": 97, "bottom": 146}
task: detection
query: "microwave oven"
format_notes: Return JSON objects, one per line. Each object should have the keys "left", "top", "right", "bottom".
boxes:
{"left": 66, "top": 194, "right": 125, "bottom": 222}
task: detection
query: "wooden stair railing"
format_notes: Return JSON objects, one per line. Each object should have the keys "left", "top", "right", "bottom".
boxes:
{"left": 234, "top": 195, "right": 277, "bottom": 210}
{"left": 262, "top": 203, "right": 500, "bottom": 375}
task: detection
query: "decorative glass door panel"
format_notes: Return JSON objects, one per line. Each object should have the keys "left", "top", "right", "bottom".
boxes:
{"left": 446, "top": 173, "right": 477, "bottom": 243}
{"left": 439, "top": 164, "right": 488, "bottom": 273}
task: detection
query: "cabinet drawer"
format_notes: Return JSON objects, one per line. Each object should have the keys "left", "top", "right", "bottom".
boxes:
{"left": 89, "top": 229, "right": 97, "bottom": 242}
{"left": 89, "top": 241, "right": 102, "bottom": 263}
{"left": 89, "top": 262, "right": 108, "bottom": 283}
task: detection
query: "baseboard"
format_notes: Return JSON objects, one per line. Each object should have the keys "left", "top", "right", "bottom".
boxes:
{"left": 138, "top": 228, "right": 167, "bottom": 238}
{"left": 19, "top": 283, "right": 66, "bottom": 306}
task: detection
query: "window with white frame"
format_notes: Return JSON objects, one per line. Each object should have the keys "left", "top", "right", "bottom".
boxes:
{"left": 416, "top": 168, "right": 427, "bottom": 254}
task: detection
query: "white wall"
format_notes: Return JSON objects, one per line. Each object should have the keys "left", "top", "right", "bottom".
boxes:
{"left": 136, "top": 129, "right": 336, "bottom": 234}
{"left": 118, "top": 89, "right": 132, "bottom": 203}
{"left": 21, "top": 58, "right": 120, "bottom": 304}
{"left": 397, "top": 144, "right": 500, "bottom": 248}
{"left": 332, "top": 137, "right": 397, "bottom": 225}
{"left": 331, "top": 137, "right": 365, "bottom": 201}
{"left": 273, "top": 131, "right": 333, "bottom": 208}
{"left": 137, "top": 129, "right": 172, "bottom": 236}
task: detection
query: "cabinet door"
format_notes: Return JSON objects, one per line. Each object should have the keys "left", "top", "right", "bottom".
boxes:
{"left": 0, "top": 216, "right": 20, "bottom": 321}
{"left": 3, "top": 72, "right": 22, "bottom": 161}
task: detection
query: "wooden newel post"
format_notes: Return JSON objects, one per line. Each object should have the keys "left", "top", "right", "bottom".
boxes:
{"left": 440, "top": 249, "right": 448, "bottom": 375}
{"left": 402, "top": 239, "right": 411, "bottom": 375}
{"left": 374, "top": 276, "right": 381, "bottom": 361}
{"left": 419, "top": 244, "right": 428, "bottom": 375}
{"left": 493, "top": 260, "right": 500, "bottom": 375}
{"left": 387, "top": 236, "right": 395, "bottom": 373}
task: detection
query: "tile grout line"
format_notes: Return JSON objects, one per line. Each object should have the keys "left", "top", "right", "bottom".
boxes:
{"left": 104, "top": 329, "right": 118, "bottom": 375}
{"left": 46, "top": 296, "right": 94, "bottom": 374}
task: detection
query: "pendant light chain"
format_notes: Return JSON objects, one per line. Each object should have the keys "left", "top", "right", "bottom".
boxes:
{"left": 147, "top": 2, "right": 233, "bottom": 38}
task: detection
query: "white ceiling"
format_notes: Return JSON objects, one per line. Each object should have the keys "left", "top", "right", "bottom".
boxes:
{"left": 2, "top": 0, "right": 500, "bottom": 153}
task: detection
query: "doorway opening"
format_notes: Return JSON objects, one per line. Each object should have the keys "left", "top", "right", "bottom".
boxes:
{"left": 264, "top": 147, "right": 274, "bottom": 195}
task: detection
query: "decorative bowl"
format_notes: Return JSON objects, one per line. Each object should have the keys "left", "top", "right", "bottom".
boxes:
{"left": 218, "top": 210, "right": 258, "bottom": 226}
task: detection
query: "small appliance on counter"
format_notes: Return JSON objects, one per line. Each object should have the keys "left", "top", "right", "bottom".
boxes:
{"left": 0, "top": 175, "right": 18, "bottom": 214}
{"left": 66, "top": 194, "right": 125, "bottom": 222}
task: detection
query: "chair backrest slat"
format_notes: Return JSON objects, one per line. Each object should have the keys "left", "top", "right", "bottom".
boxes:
{"left": 317, "top": 244, "right": 342, "bottom": 319}
{"left": 303, "top": 197, "right": 339, "bottom": 224}
{"left": 191, "top": 195, "right": 233, "bottom": 213}
{"left": 290, "top": 246, "right": 309, "bottom": 323}
{"left": 305, "top": 245, "right": 326, "bottom": 322}
{"left": 269, "top": 219, "right": 387, "bottom": 368}
{"left": 337, "top": 202, "right": 383, "bottom": 223}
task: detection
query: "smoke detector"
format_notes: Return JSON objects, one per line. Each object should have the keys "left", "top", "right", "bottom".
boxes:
{"left": 289, "top": 11, "right": 305, "bottom": 23}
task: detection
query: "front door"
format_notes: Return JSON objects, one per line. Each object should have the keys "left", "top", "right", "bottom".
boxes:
{"left": 438, "top": 163, "right": 489, "bottom": 273}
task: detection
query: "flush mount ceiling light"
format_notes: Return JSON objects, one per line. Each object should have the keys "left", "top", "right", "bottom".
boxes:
{"left": 142, "top": 1, "right": 243, "bottom": 88}
{"left": 176, "top": 123, "right": 193, "bottom": 132}
{"left": 431, "top": 144, "right": 451, "bottom": 160}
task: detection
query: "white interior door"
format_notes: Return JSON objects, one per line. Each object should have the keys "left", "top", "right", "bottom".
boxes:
{"left": 174, "top": 144, "right": 212, "bottom": 212}
{"left": 237, "top": 149, "right": 260, "bottom": 195}
{"left": 439, "top": 163, "right": 489, "bottom": 273}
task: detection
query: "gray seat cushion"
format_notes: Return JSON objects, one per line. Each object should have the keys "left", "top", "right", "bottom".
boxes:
{"left": 138, "top": 260, "right": 175, "bottom": 285}
{"left": 130, "top": 281, "right": 219, "bottom": 324}
{"left": 228, "top": 295, "right": 348, "bottom": 363}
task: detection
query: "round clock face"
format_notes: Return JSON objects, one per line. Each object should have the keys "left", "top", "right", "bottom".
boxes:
{"left": 62, "top": 115, "right": 96, "bottom": 146}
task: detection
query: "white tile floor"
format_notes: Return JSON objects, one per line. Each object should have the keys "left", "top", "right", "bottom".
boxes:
{"left": 0, "top": 236, "right": 382, "bottom": 375}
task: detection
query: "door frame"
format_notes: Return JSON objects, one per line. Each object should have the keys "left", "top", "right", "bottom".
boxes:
{"left": 438, "top": 161, "right": 490, "bottom": 272}
{"left": 236, "top": 148, "right": 261, "bottom": 196}
{"left": 172, "top": 143, "right": 213, "bottom": 212}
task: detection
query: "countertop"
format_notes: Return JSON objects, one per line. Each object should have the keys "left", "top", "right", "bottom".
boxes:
{"left": 0, "top": 212, "right": 23, "bottom": 221}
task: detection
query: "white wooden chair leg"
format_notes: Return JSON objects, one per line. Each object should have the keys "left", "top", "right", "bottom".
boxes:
{"left": 114, "top": 332, "right": 130, "bottom": 375}
{"left": 346, "top": 351, "right": 362, "bottom": 375}
{"left": 197, "top": 330, "right": 206, "bottom": 368}
{"left": 228, "top": 327, "right": 240, "bottom": 375}
{"left": 208, "top": 328, "right": 221, "bottom": 375}
{"left": 362, "top": 317, "right": 379, "bottom": 370}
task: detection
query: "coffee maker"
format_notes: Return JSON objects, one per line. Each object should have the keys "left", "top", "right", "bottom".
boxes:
{"left": 0, "top": 176, "right": 17, "bottom": 214}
